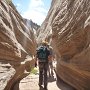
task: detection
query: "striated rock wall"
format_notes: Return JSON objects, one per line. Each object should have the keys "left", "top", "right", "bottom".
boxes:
{"left": 38, "top": 0, "right": 90, "bottom": 90}
{"left": 0, "top": 0, "right": 36, "bottom": 90}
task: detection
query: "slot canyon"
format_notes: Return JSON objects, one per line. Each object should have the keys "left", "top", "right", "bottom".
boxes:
{"left": 0, "top": 0, "right": 90, "bottom": 90}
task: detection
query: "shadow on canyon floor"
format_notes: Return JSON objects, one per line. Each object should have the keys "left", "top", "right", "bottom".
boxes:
{"left": 56, "top": 75, "right": 76, "bottom": 90}
{"left": 12, "top": 71, "right": 76, "bottom": 90}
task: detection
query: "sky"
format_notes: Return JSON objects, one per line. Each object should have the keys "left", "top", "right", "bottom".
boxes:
{"left": 12, "top": 0, "right": 52, "bottom": 25}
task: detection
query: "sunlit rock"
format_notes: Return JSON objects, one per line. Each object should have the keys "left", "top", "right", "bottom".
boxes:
{"left": 0, "top": 0, "right": 36, "bottom": 90}
{"left": 38, "top": 0, "right": 90, "bottom": 90}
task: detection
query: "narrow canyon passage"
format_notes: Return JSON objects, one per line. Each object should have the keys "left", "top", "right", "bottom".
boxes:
{"left": 6, "top": 54, "right": 76, "bottom": 90}
{"left": 0, "top": 0, "right": 90, "bottom": 90}
{"left": 18, "top": 66, "right": 75, "bottom": 90}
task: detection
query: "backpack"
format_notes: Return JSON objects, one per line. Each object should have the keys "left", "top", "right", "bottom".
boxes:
{"left": 37, "top": 46, "right": 49, "bottom": 62}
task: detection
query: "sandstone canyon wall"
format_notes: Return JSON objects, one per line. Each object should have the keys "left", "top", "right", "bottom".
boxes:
{"left": 38, "top": 0, "right": 90, "bottom": 90}
{"left": 0, "top": 1, "right": 36, "bottom": 90}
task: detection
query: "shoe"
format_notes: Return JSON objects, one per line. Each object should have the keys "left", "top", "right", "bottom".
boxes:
{"left": 44, "top": 86, "right": 48, "bottom": 90}
{"left": 38, "top": 83, "right": 42, "bottom": 87}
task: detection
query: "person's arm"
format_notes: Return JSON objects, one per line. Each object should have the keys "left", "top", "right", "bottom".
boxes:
{"left": 48, "top": 48, "right": 52, "bottom": 62}
{"left": 48, "top": 47, "right": 53, "bottom": 61}
{"left": 35, "top": 55, "right": 37, "bottom": 67}
{"left": 35, "top": 50, "right": 38, "bottom": 67}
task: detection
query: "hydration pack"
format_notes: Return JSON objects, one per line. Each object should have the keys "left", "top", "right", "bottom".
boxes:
{"left": 37, "top": 46, "right": 49, "bottom": 62}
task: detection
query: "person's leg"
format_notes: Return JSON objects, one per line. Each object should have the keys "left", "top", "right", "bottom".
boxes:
{"left": 50, "top": 62, "right": 54, "bottom": 76}
{"left": 48, "top": 63, "right": 50, "bottom": 77}
{"left": 44, "top": 63, "right": 48, "bottom": 89}
{"left": 39, "top": 63, "right": 44, "bottom": 86}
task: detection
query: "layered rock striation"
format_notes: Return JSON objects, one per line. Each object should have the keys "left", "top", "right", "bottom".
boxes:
{"left": 0, "top": 0, "right": 36, "bottom": 90}
{"left": 38, "top": 0, "right": 90, "bottom": 90}
{"left": 1, "top": 0, "right": 90, "bottom": 90}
